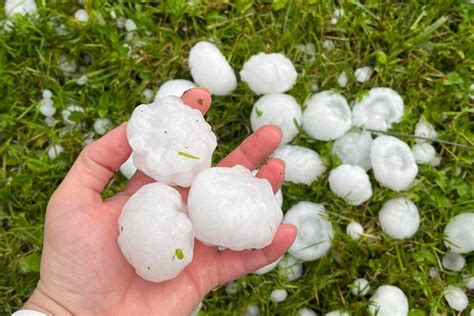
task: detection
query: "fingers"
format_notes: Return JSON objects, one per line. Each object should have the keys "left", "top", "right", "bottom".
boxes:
{"left": 181, "top": 87, "right": 212, "bottom": 115}
{"left": 255, "top": 158, "right": 285, "bottom": 194}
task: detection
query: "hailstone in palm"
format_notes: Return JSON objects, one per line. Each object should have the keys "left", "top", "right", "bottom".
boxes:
{"left": 328, "top": 164, "right": 372, "bottom": 206}
{"left": 154, "top": 79, "right": 197, "bottom": 102}
{"left": 411, "top": 143, "right": 436, "bottom": 164}
{"left": 368, "top": 285, "right": 409, "bottom": 316}
{"left": 378, "top": 198, "right": 420, "bottom": 239}
{"left": 332, "top": 130, "right": 373, "bottom": 171}
{"left": 444, "top": 286, "right": 468, "bottom": 312}
{"left": 444, "top": 213, "right": 474, "bottom": 254}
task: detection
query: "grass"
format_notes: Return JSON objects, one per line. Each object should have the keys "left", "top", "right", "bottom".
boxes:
{"left": 0, "top": 0, "right": 473, "bottom": 314}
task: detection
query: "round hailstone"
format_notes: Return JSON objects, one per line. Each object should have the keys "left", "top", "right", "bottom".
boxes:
{"left": 272, "top": 145, "right": 326, "bottom": 185}
{"left": 351, "top": 278, "right": 370, "bottom": 296}
{"left": 93, "top": 118, "right": 112, "bottom": 135}
{"left": 254, "top": 256, "right": 283, "bottom": 275}
{"left": 118, "top": 183, "right": 194, "bottom": 282}
{"left": 250, "top": 93, "right": 302, "bottom": 145}
{"left": 414, "top": 119, "right": 437, "bottom": 143}
{"left": 328, "top": 164, "right": 372, "bottom": 206}
{"left": 444, "top": 286, "right": 468, "bottom": 312}
{"left": 120, "top": 155, "right": 137, "bottom": 179}
{"left": 76, "top": 74, "right": 88, "bottom": 86}
{"left": 322, "top": 39, "right": 335, "bottom": 51}
{"left": 188, "top": 41, "right": 237, "bottom": 96}
{"left": 61, "top": 104, "right": 85, "bottom": 126}
{"left": 368, "top": 285, "right": 409, "bottom": 316}
{"left": 298, "top": 308, "right": 317, "bottom": 316}
{"left": 39, "top": 98, "right": 56, "bottom": 117}
{"left": 127, "top": 96, "right": 217, "bottom": 187}
{"left": 142, "top": 88, "right": 153, "bottom": 101}
{"left": 278, "top": 255, "right": 303, "bottom": 281}
{"left": 370, "top": 135, "right": 418, "bottom": 191}
{"left": 42, "top": 89, "right": 53, "bottom": 99}
{"left": 125, "top": 19, "right": 137, "bottom": 32}
{"left": 283, "top": 202, "right": 333, "bottom": 261}
{"left": 442, "top": 252, "right": 465, "bottom": 271}
{"left": 5, "top": 0, "right": 37, "bottom": 17}
{"left": 378, "top": 197, "right": 420, "bottom": 239}
{"left": 240, "top": 52, "right": 297, "bottom": 95}
{"left": 325, "top": 311, "right": 349, "bottom": 316}
{"left": 243, "top": 304, "right": 260, "bottom": 316}
{"left": 74, "top": 9, "right": 89, "bottom": 22}
{"left": 444, "top": 213, "right": 474, "bottom": 254}
{"left": 346, "top": 222, "right": 364, "bottom": 240}
{"left": 411, "top": 143, "right": 436, "bottom": 164}
{"left": 337, "top": 72, "right": 348, "bottom": 88}
{"left": 270, "top": 289, "right": 288, "bottom": 303}
{"left": 44, "top": 116, "right": 55, "bottom": 127}
{"left": 302, "top": 91, "right": 352, "bottom": 141}
{"left": 154, "top": 79, "right": 197, "bottom": 101}
{"left": 332, "top": 130, "right": 373, "bottom": 171}
{"left": 48, "top": 144, "right": 64, "bottom": 160}
{"left": 225, "top": 281, "right": 241, "bottom": 294}
{"left": 354, "top": 66, "right": 374, "bottom": 82}
{"left": 188, "top": 165, "right": 282, "bottom": 250}
{"left": 352, "top": 87, "right": 404, "bottom": 131}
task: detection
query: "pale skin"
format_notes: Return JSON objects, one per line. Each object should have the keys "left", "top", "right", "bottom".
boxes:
{"left": 24, "top": 88, "right": 297, "bottom": 315}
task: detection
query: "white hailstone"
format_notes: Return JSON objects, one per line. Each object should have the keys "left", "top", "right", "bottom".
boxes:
{"left": 118, "top": 183, "right": 194, "bottom": 282}
{"left": 322, "top": 39, "right": 335, "bottom": 51}
{"left": 120, "top": 154, "right": 137, "bottom": 179}
{"left": 110, "top": 10, "right": 117, "bottom": 19}
{"left": 414, "top": 120, "right": 437, "bottom": 143}
{"left": 93, "top": 118, "right": 112, "bottom": 135}
{"left": 125, "top": 18, "right": 137, "bottom": 32}
{"left": 444, "top": 213, "right": 474, "bottom": 253}
{"left": 250, "top": 93, "right": 302, "bottom": 145}
{"left": 354, "top": 66, "right": 374, "bottom": 82}
{"left": 0, "top": 19, "right": 14, "bottom": 33}
{"left": 311, "top": 83, "right": 319, "bottom": 92}
{"left": 469, "top": 83, "right": 474, "bottom": 100}
{"left": 116, "top": 17, "right": 126, "bottom": 29}
{"left": 5, "top": 0, "right": 37, "bottom": 17}
{"left": 59, "top": 57, "right": 77, "bottom": 76}
{"left": 302, "top": 91, "right": 352, "bottom": 141}
{"left": 328, "top": 164, "right": 372, "bottom": 206}
{"left": 330, "top": 7, "right": 345, "bottom": 24}
{"left": 42, "top": 89, "right": 53, "bottom": 99}
{"left": 240, "top": 52, "right": 297, "bottom": 95}
{"left": 270, "top": 289, "right": 288, "bottom": 303}
{"left": 124, "top": 32, "right": 133, "bottom": 41}
{"left": 190, "top": 301, "right": 202, "bottom": 316}
{"left": 332, "top": 130, "right": 372, "bottom": 171}
{"left": 44, "top": 116, "right": 55, "bottom": 127}
{"left": 352, "top": 87, "right": 404, "bottom": 131}
{"left": 188, "top": 41, "right": 237, "bottom": 96}
{"left": 430, "top": 154, "right": 441, "bottom": 167}
{"left": 142, "top": 88, "right": 153, "bottom": 101}
{"left": 253, "top": 256, "right": 283, "bottom": 275}
{"left": 243, "top": 304, "right": 260, "bottom": 316}
{"left": 272, "top": 145, "right": 326, "bottom": 185}
{"left": 411, "top": 143, "right": 436, "bottom": 164}
{"left": 296, "top": 43, "right": 316, "bottom": 56}
{"left": 369, "top": 285, "right": 409, "bottom": 316}
{"left": 225, "top": 281, "right": 240, "bottom": 294}
{"left": 444, "top": 286, "right": 468, "bottom": 312}
{"left": 39, "top": 98, "right": 56, "bottom": 117}
{"left": 75, "top": 74, "right": 88, "bottom": 86}
{"left": 351, "top": 278, "right": 370, "bottom": 296}
{"left": 127, "top": 96, "right": 217, "bottom": 187}
{"left": 283, "top": 202, "right": 333, "bottom": 261}
{"left": 61, "top": 104, "right": 85, "bottom": 126}
{"left": 325, "top": 311, "right": 349, "bottom": 316}
{"left": 346, "top": 222, "right": 364, "bottom": 240}
{"left": 370, "top": 135, "right": 418, "bottom": 191}
{"left": 442, "top": 252, "right": 465, "bottom": 271}
{"left": 74, "top": 9, "right": 89, "bottom": 22}
{"left": 298, "top": 308, "right": 317, "bottom": 316}
{"left": 188, "top": 165, "right": 282, "bottom": 250}
{"left": 337, "top": 72, "right": 348, "bottom": 88}
{"left": 429, "top": 267, "right": 439, "bottom": 279}
{"left": 278, "top": 255, "right": 303, "bottom": 281}
{"left": 48, "top": 144, "right": 64, "bottom": 160}
{"left": 154, "top": 79, "right": 197, "bottom": 101}
{"left": 378, "top": 197, "right": 420, "bottom": 239}
{"left": 463, "top": 275, "right": 474, "bottom": 290}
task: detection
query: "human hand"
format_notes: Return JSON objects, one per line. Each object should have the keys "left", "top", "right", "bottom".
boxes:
{"left": 24, "top": 88, "right": 297, "bottom": 315}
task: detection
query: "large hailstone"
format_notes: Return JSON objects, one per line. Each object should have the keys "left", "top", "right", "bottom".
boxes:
{"left": 378, "top": 198, "right": 420, "bottom": 239}
{"left": 370, "top": 135, "right": 418, "bottom": 191}
{"left": 278, "top": 255, "right": 303, "bottom": 281}
{"left": 352, "top": 88, "right": 404, "bottom": 131}
{"left": 272, "top": 145, "right": 326, "bottom": 185}
{"left": 328, "top": 164, "right": 372, "bottom": 206}
{"left": 127, "top": 96, "right": 217, "bottom": 187}
{"left": 302, "top": 91, "right": 352, "bottom": 141}
{"left": 444, "top": 213, "right": 474, "bottom": 254}
{"left": 414, "top": 119, "right": 437, "bottom": 143}
{"left": 240, "top": 52, "right": 297, "bottom": 95}
{"left": 368, "top": 285, "right": 409, "bottom": 316}
{"left": 187, "top": 165, "right": 283, "bottom": 250}
{"left": 444, "top": 286, "right": 468, "bottom": 312}
{"left": 250, "top": 93, "right": 302, "bottom": 145}
{"left": 411, "top": 143, "right": 436, "bottom": 164}
{"left": 188, "top": 41, "right": 237, "bottom": 96}
{"left": 332, "top": 130, "right": 373, "bottom": 171}
{"left": 118, "top": 183, "right": 194, "bottom": 282}
{"left": 283, "top": 202, "right": 333, "bottom": 261}
{"left": 154, "top": 79, "right": 197, "bottom": 102}
{"left": 5, "top": 0, "right": 37, "bottom": 17}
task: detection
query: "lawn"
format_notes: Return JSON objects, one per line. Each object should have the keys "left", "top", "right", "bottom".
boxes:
{"left": 0, "top": 0, "right": 473, "bottom": 315}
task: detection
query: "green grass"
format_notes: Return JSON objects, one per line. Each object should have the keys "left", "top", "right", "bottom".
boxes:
{"left": 0, "top": 0, "right": 473, "bottom": 314}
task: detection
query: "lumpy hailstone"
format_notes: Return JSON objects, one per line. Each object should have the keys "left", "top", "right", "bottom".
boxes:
{"left": 442, "top": 252, "right": 465, "bottom": 271}
{"left": 188, "top": 165, "right": 282, "bottom": 250}
{"left": 188, "top": 41, "right": 237, "bottom": 96}
{"left": 369, "top": 285, "right": 409, "bottom": 316}
{"left": 120, "top": 155, "right": 137, "bottom": 179}
{"left": 93, "top": 118, "right": 112, "bottom": 135}
{"left": 278, "top": 255, "right": 303, "bottom": 281}
{"left": 240, "top": 53, "right": 297, "bottom": 95}
{"left": 270, "top": 289, "right": 288, "bottom": 303}
{"left": 250, "top": 93, "right": 302, "bottom": 145}
{"left": 352, "top": 88, "right": 404, "bottom": 131}
{"left": 351, "top": 278, "right": 370, "bottom": 296}
{"left": 411, "top": 143, "right": 436, "bottom": 164}
{"left": 284, "top": 202, "right": 333, "bottom": 261}
{"left": 346, "top": 222, "right": 364, "bottom": 240}
{"left": 414, "top": 119, "right": 437, "bottom": 143}
{"left": 371, "top": 135, "right": 418, "bottom": 191}
{"left": 254, "top": 256, "right": 282, "bottom": 275}
{"left": 154, "top": 79, "right": 197, "bottom": 101}
{"left": 332, "top": 130, "right": 372, "bottom": 171}
{"left": 118, "top": 183, "right": 194, "bottom": 282}
{"left": 444, "top": 213, "right": 474, "bottom": 254}
{"left": 5, "top": 0, "right": 37, "bottom": 17}
{"left": 302, "top": 91, "right": 352, "bottom": 141}
{"left": 272, "top": 145, "right": 326, "bottom": 185}
{"left": 329, "top": 164, "right": 372, "bottom": 206}
{"left": 378, "top": 198, "right": 420, "bottom": 239}
{"left": 127, "top": 96, "right": 217, "bottom": 187}
{"left": 354, "top": 66, "right": 374, "bottom": 82}
{"left": 444, "top": 286, "right": 468, "bottom": 312}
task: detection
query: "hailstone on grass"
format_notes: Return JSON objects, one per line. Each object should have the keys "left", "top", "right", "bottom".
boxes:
{"left": 378, "top": 198, "right": 420, "bottom": 239}
{"left": 278, "top": 254, "right": 303, "bottom": 281}
{"left": 187, "top": 165, "right": 282, "bottom": 250}
{"left": 48, "top": 144, "right": 64, "bottom": 160}
{"left": 5, "top": 0, "right": 37, "bottom": 17}
{"left": 414, "top": 119, "right": 437, "bottom": 143}
{"left": 302, "top": 91, "right": 352, "bottom": 141}
{"left": 351, "top": 278, "right": 370, "bottom": 296}
{"left": 74, "top": 9, "right": 89, "bottom": 22}
{"left": 240, "top": 52, "right": 297, "bottom": 95}
{"left": 125, "top": 19, "right": 137, "bottom": 32}
{"left": 59, "top": 57, "right": 77, "bottom": 76}
{"left": 346, "top": 222, "right": 364, "bottom": 240}
{"left": 443, "top": 286, "right": 468, "bottom": 312}
{"left": 444, "top": 213, "right": 474, "bottom": 254}
{"left": 39, "top": 96, "right": 55, "bottom": 117}
{"left": 142, "top": 88, "right": 153, "bottom": 102}
{"left": 118, "top": 183, "right": 194, "bottom": 282}
{"left": 253, "top": 256, "right": 283, "bottom": 275}
{"left": 225, "top": 281, "right": 241, "bottom": 294}
{"left": 272, "top": 145, "right": 326, "bottom": 185}
{"left": 76, "top": 74, "right": 88, "bottom": 86}
{"left": 469, "top": 83, "right": 474, "bottom": 100}
{"left": 370, "top": 135, "right": 418, "bottom": 191}
{"left": 332, "top": 130, "right": 373, "bottom": 171}
{"left": 322, "top": 39, "right": 335, "bottom": 51}
{"left": 250, "top": 93, "right": 302, "bottom": 145}
{"left": 354, "top": 66, "right": 374, "bottom": 83}
{"left": 93, "top": 118, "right": 112, "bottom": 135}
{"left": 283, "top": 202, "right": 333, "bottom": 261}
{"left": 188, "top": 41, "right": 237, "bottom": 96}
{"left": 154, "top": 79, "right": 197, "bottom": 101}
{"left": 368, "top": 285, "right": 409, "bottom": 316}
{"left": 411, "top": 143, "right": 436, "bottom": 164}
{"left": 328, "top": 164, "right": 372, "bottom": 206}
{"left": 325, "top": 311, "right": 349, "bottom": 316}
{"left": 298, "top": 308, "right": 317, "bottom": 316}
{"left": 61, "top": 104, "right": 85, "bottom": 126}
{"left": 127, "top": 96, "right": 217, "bottom": 187}
{"left": 120, "top": 154, "right": 137, "bottom": 179}
{"left": 442, "top": 252, "right": 465, "bottom": 271}
{"left": 463, "top": 275, "right": 474, "bottom": 290}
{"left": 270, "top": 289, "right": 288, "bottom": 303}
{"left": 337, "top": 72, "right": 348, "bottom": 88}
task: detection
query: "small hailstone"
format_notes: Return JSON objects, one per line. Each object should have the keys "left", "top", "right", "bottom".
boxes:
{"left": 296, "top": 43, "right": 316, "bottom": 56}
{"left": 443, "top": 286, "right": 468, "bottom": 312}
{"left": 270, "top": 289, "right": 288, "bottom": 303}
{"left": 272, "top": 145, "right": 326, "bottom": 185}
{"left": 302, "top": 91, "right": 352, "bottom": 141}
{"left": 59, "top": 57, "right": 77, "bottom": 76}
{"left": 42, "top": 89, "right": 53, "bottom": 99}
{"left": 429, "top": 267, "right": 439, "bottom": 279}
{"left": 44, "top": 116, "right": 55, "bottom": 127}
{"left": 311, "top": 83, "right": 319, "bottom": 92}
{"left": 331, "top": 7, "right": 345, "bottom": 24}
{"left": 325, "top": 311, "right": 349, "bottom": 316}
{"left": 116, "top": 17, "right": 126, "bottom": 29}
{"left": 93, "top": 118, "right": 112, "bottom": 135}
{"left": 61, "top": 104, "right": 85, "bottom": 126}
{"left": 118, "top": 183, "right": 194, "bottom": 282}
{"left": 128, "top": 96, "right": 217, "bottom": 187}
{"left": 351, "top": 278, "right": 370, "bottom": 296}
{"left": 337, "top": 72, "right": 348, "bottom": 88}
{"left": 469, "top": 83, "right": 474, "bottom": 100}
{"left": 370, "top": 135, "right": 418, "bottom": 191}
{"left": 330, "top": 18, "right": 338, "bottom": 24}
{"left": 48, "top": 144, "right": 64, "bottom": 160}
{"left": 240, "top": 52, "right": 297, "bottom": 95}
{"left": 188, "top": 41, "right": 237, "bottom": 96}
{"left": 278, "top": 255, "right": 303, "bottom": 281}
{"left": 253, "top": 256, "right": 283, "bottom": 275}
{"left": 120, "top": 155, "right": 137, "bottom": 179}
{"left": 76, "top": 74, "right": 88, "bottom": 86}
{"left": 354, "top": 66, "right": 374, "bottom": 82}
{"left": 322, "top": 39, "right": 335, "bottom": 51}
{"left": 250, "top": 93, "right": 302, "bottom": 145}
{"left": 39, "top": 98, "right": 56, "bottom": 117}
{"left": 225, "top": 281, "right": 240, "bottom": 294}
{"left": 329, "top": 164, "right": 372, "bottom": 206}
{"left": 332, "top": 130, "right": 373, "bottom": 171}
{"left": 378, "top": 198, "right": 420, "bottom": 239}
{"left": 298, "top": 308, "right": 317, "bottom": 316}
{"left": 284, "top": 202, "right": 333, "bottom": 261}
{"left": 110, "top": 10, "right": 117, "bottom": 19}
{"left": 154, "top": 79, "right": 197, "bottom": 101}
{"left": 368, "top": 285, "right": 409, "bottom": 316}
{"left": 352, "top": 87, "right": 404, "bottom": 131}
{"left": 346, "top": 222, "right": 364, "bottom": 240}
{"left": 444, "top": 213, "right": 474, "bottom": 254}
{"left": 190, "top": 301, "right": 202, "bottom": 316}
{"left": 5, "top": 0, "right": 37, "bottom": 17}
{"left": 125, "top": 18, "right": 137, "bottom": 31}
{"left": 125, "top": 32, "right": 133, "bottom": 41}
{"left": 414, "top": 119, "right": 437, "bottom": 143}
{"left": 411, "top": 143, "right": 436, "bottom": 164}
{"left": 243, "top": 304, "right": 260, "bottom": 316}
{"left": 463, "top": 275, "right": 474, "bottom": 290}
{"left": 74, "top": 9, "right": 89, "bottom": 22}
{"left": 142, "top": 88, "right": 153, "bottom": 101}
{"left": 442, "top": 252, "right": 465, "bottom": 271}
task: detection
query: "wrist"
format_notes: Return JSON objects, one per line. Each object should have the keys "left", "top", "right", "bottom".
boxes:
{"left": 23, "top": 285, "right": 72, "bottom": 316}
